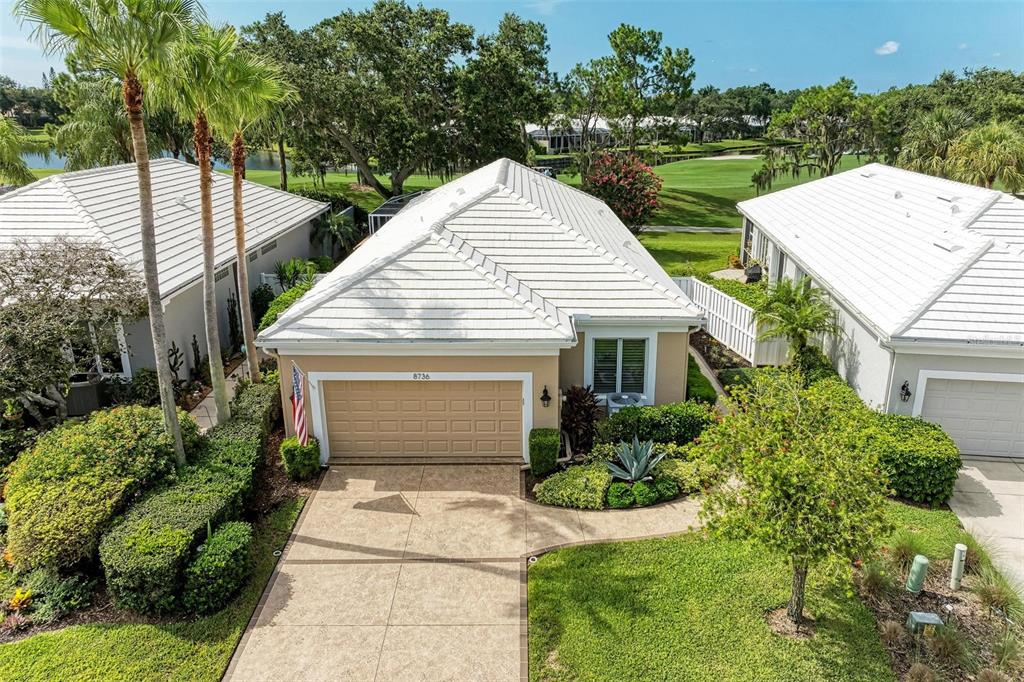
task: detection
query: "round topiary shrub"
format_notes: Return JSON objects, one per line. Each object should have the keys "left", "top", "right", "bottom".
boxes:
{"left": 653, "top": 477, "right": 679, "bottom": 501}
{"left": 606, "top": 482, "right": 634, "bottom": 508}
{"left": 631, "top": 481, "right": 657, "bottom": 507}
{"left": 280, "top": 436, "right": 320, "bottom": 481}
{"left": 864, "top": 413, "right": 961, "bottom": 507}
{"left": 183, "top": 521, "right": 253, "bottom": 615}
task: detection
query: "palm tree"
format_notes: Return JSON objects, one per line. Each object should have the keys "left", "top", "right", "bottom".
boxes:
{"left": 753, "top": 276, "right": 842, "bottom": 359}
{"left": 14, "top": 0, "right": 200, "bottom": 466}
{"left": 160, "top": 24, "right": 234, "bottom": 422}
{"left": 213, "top": 30, "right": 291, "bottom": 384}
{"left": 947, "top": 121, "right": 1024, "bottom": 192}
{"left": 0, "top": 115, "right": 37, "bottom": 186}
{"left": 898, "top": 107, "right": 972, "bottom": 177}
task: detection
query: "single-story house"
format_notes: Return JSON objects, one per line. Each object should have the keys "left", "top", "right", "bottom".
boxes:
{"left": 738, "top": 163, "right": 1024, "bottom": 458}
{"left": 0, "top": 158, "right": 329, "bottom": 383}
{"left": 258, "top": 158, "right": 704, "bottom": 465}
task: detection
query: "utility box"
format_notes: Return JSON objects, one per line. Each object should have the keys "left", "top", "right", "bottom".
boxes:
{"left": 906, "top": 611, "right": 944, "bottom": 636}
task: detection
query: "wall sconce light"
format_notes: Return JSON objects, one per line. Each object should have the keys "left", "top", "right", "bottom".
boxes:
{"left": 540, "top": 386, "right": 552, "bottom": 408}
{"left": 900, "top": 380, "right": 912, "bottom": 403}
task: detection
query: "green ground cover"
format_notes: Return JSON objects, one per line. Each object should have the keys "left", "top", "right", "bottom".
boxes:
{"left": 0, "top": 498, "right": 305, "bottom": 682}
{"left": 528, "top": 500, "right": 965, "bottom": 682}
{"left": 638, "top": 231, "right": 739, "bottom": 277}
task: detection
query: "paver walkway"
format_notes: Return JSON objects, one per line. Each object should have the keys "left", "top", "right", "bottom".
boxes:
{"left": 949, "top": 456, "right": 1024, "bottom": 588}
{"left": 225, "top": 464, "right": 701, "bottom": 682}
{"left": 190, "top": 363, "right": 246, "bottom": 433}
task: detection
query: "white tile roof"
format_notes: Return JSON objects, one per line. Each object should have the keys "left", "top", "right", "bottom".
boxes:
{"left": 259, "top": 159, "right": 702, "bottom": 345}
{"left": 0, "top": 159, "right": 328, "bottom": 298}
{"left": 738, "top": 163, "right": 1024, "bottom": 345}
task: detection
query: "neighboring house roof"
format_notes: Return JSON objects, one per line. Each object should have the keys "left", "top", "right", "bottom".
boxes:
{"left": 259, "top": 158, "right": 703, "bottom": 346}
{"left": 738, "top": 163, "right": 1024, "bottom": 345}
{"left": 0, "top": 158, "right": 329, "bottom": 299}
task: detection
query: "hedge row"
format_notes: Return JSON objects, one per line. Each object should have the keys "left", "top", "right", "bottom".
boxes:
{"left": 528, "top": 428, "right": 560, "bottom": 477}
{"left": 99, "top": 382, "right": 279, "bottom": 614}
{"left": 258, "top": 280, "right": 313, "bottom": 332}
{"left": 598, "top": 400, "right": 716, "bottom": 446}
{"left": 4, "top": 406, "right": 200, "bottom": 572}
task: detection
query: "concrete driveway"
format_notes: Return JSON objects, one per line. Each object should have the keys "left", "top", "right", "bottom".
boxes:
{"left": 949, "top": 456, "right": 1024, "bottom": 587}
{"left": 225, "top": 464, "right": 700, "bottom": 682}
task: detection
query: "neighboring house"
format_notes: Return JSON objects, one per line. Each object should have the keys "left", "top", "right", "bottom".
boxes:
{"left": 0, "top": 158, "right": 329, "bottom": 383}
{"left": 258, "top": 158, "right": 703, "bottom": 465}
{"left": 738, "top": 163, "right": 1024, "bottom": 458}
{"left": 368, "top": 190, "right": 428, "bottom": 234}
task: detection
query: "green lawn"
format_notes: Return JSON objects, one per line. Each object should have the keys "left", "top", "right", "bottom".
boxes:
{"left": 637, "top": 232, "right": 739, "bottom": 277}
{"left": 0, "top": 498, "right": 305, "bottom": 682}
{"left": 528, "top": 501, "right": 964, "bottom": 682}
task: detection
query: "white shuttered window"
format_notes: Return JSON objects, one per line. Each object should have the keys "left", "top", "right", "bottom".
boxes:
{"left": 592, "top": 338, "right": 647, "bottom": 395}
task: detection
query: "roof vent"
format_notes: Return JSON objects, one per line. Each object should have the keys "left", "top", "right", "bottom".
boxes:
{"left": 456, "top": 187, "right": 465, "bottom": 195}
{"left": 932, "top": 233, "right": 963, "bottom": 252}
{"left": 860, "top": 171, "right": 876, "bottom": 178}
{"left": 950, "top": 204, "right": 961, "bottom": 215}
{"left": 936, "top": 193, "right": 959, "bottom": 202}
{"left": 894, "top": 190, "right": 902, "bottom": 199}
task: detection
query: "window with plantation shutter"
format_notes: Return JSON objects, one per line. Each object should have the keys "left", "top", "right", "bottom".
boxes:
{"left": 591, "top": 338, "right": 647, "bottom": 395}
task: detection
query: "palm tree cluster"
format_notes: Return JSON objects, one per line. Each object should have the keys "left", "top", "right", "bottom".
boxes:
{"left": 14, "top": 0, "right": 291, "bottom": 459}
{"left": 753, "top": 276, "right": 842, "bottom": 359}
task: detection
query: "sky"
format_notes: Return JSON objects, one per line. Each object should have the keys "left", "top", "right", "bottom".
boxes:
{"left": 1, "top": 0, "right": 1022, "bottom": 92}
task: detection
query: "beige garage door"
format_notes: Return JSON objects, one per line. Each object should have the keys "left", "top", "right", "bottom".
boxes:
{"left": 322, "top": 380, "right": 523, "bottom": 460}
{"left": 921, "top": 378, "right": 1024, "bottom": 458}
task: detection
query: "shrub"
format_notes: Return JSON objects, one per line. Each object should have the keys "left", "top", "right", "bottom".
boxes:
{"left": 864, "top": 413, "right": 961, "bottom": 506}
{"left": 977, "top": 670, "right": 1010, "bottom": 682}
{"left": 258, "top": 280, "right": 314, "bottom": 331}
{"left": 560, "top": 386, "right": 600, "bottom": 455}
{"left": 309, "top": 256, "right": 334, "bottom": 273}
{"left": 685, "top": 356, "right": 717, "bottom": 405}
{"left": 21, "top": 570, "right": 94, "bottom": 624}
{"left": 4, "top": 406, "right": 199, "bottom": 572}
{"left": 529, "top": 428, "right": 560, "bottom": 477}
{"left": 926, "top": 626, "right": 968, "bottom": 666}
{"left": 700, "top": 276, "right": 767, "bottom": 309}
{"left": 280, "top": 436, "right": 320, "bottom": 481}
{"left": 907, "top": 663, "right": 936, "bottom": 682}
{"left": 230, "top": 380, "right": 282, "bottom": 441}
{"left": 887, "top": 530, "right": 927, "bottom": 572}
{"left": 653, "top": 458, "right": 719, "bottom": 495}
{"left": 976, "top": 565, "right": 1023, "bottom": 621}
{"left": 992, "top": 632, "right": 1021, "bottom": 671}
{"left": 129, "top": 368, "right": 161, "bottom": 406}
{"left": 0, "top": 425, "right": 37, "bottom": 472}
{"left": 879, "top": 620, "right": 905, "bottom": 650}
{"left": 606, "top": 482, "right": 634, "bottom": 508}
{"left": 250, "top": 284, "right": 276, "bottom": 329}
{"left": 534, "top": 464, "right": 611, "bottom": 510}
{"left": 631, "top": 481, "right": 657, "bottom": 507}
{"left": 183, "top": 521, "right": 253, "bottom": 615}
{"left": 653, "top": 477, "right": 679, "bottom": 501}
{"left": 718, "top": 367, "right": 758, "bottom": 393}
{"left": 861, "top": 558, "right": 896, "bottom": 599}
{"left": 584, "top": 441, "right": 692, "bottom": 463}
{"left": 582, "top": 153, "right": 662, "bottom": 233}
{"left": 789, "top": 345, "right": 838, "bottom": 385}
{"left": 599, "top": 401, "right": 715, "bottom": 446}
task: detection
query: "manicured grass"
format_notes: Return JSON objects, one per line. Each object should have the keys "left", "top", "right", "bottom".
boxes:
{"left": 0, "top": 497, "right": 305, "bottom": 682}
{"left": 240, "top": 169, "right": 448, "bottom": 214}
{"left": 638, "top": 231, "right": 739, "bottom": 277}
{"left": 686, "top": 355, "right": 718, "bottom": 404}
{"left": 528, "top": 500, "right": 964, "bottom": 682}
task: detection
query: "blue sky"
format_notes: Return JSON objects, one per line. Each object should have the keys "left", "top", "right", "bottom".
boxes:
{"left": 2, "top": 1, "right": 1021, "bottom": 91}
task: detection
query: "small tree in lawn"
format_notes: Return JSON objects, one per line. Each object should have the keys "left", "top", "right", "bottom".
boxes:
{"left": 582, "top": 153, "right": 662, "bottom": 234}
{"left": 696, "top": 370, "right": 891, "bottom": 626}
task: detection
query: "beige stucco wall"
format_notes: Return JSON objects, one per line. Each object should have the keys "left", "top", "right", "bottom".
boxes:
{"left": 277, "top": 353, "right": 560, "bottom": 440}
{"left": 558, "top": 331, "right": 585, "bottom": 389}
{"left": 655, "top": 331, "right": 690, "bottom": 404}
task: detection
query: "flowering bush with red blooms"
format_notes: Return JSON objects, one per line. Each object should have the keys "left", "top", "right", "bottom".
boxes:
{"left": 582, "top": 153, "right": 663, "bottom": 234}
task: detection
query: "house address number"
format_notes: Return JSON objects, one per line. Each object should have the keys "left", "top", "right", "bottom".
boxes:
{"left": 412, "top": 373, "right": 431, "bottom": 380}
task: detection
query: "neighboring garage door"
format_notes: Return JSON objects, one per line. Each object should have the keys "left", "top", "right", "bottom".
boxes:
{"left": 322, "top": 380, "right": 523, "bottom": 460}
{"left": 920, "top": 378, "right": 1024, "bottom": 458}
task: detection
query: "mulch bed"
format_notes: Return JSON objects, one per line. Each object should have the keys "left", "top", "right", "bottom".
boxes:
{"left": 856, "top": 559, "right": 1016, "bottom": 680}
{"left": 249, "top": 427, "right": 318, "bottom": 517}
{"left": 689, "top": 330, "right": 749, "bottom": 374}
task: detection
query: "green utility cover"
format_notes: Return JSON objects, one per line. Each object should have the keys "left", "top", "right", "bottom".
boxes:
{"left": 906, "top": 611, "right": 944, "bottom": 635}
{"left": 906, "top": 554, "right": 929, "bottom": 595}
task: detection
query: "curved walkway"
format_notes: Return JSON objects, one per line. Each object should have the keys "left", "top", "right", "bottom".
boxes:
{"left": 225, "top": 464, "right": 701, "bottom": 682}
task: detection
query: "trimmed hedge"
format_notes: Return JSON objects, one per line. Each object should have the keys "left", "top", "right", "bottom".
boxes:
{"left": 598, "top": 401, "right": 716, "bottom": 446}
{"left": 865, "top": 414, "right": 962, "bottom": 507}
{"left": 606, "top": 482, "right": 633, "bottom": 508}
{"left": 183, "top": 521, "right": 253, "bottom": 615}
{"left": 229, "top": 380, "right": 281, "bottom": 442}
{"left": 632, "top": 481, "right": 657, "bottom": 507}
{"left": 258, "top": 281, "right": 313, "bottom": 331}
{"left": 99, "top": 381, "right": 278, "bottom": 614}
{"left": 529, "top": 428, "right": 560, "bottom": 477}
{"left": 534, "top": 464, "right": 611, "bottom": 510}
{"left": 4, "top": 406, "right": 199, "bottom": 572}
{"left": 700, "top": 276, "right": 767, "bottom": 309}
{"left": 281, "top": 436, "right": 320, "bottom": 481}
{"left": 585, "top": 441, "right": 692, "bottom": 463}
{"left": 653, "top": 458, "right": 719, "bottom": 495}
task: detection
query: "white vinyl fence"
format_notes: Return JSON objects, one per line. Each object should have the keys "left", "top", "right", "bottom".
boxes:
{"left": 674, "top": 276, "right": 787, "bottom": 366}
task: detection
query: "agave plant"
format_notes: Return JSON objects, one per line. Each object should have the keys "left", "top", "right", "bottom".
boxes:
{"left": 605, "top": 437, "right": 666, "bottom": 483}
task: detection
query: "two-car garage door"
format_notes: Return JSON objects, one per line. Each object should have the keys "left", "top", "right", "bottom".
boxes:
{"left": 322, "top": 379, "right": 523, "bottom": 460}
{"left": 920, "top": 378, "right": 1024, "bottom": 458}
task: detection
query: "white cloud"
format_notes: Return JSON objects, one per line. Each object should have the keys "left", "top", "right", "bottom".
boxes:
{"left": 874, "top": 40, "right": 900, "bottom": 56}
{"left": 958, "top": 43, "right": 969, "bottom": 50}
{"left": 526, "top": 0, "right": 565, "bottom": 16}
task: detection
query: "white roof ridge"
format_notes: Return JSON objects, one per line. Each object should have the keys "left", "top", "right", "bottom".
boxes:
{"left": 890, "top": 236, "right": 995, "bottom": 339}
{"left": 497, "top": 182, "right": 696, "bottom": 310}
{"left": 49, "top": 174, "right": 126, "bottom": 260}
{"left": 434, "top": 227, "right": 575, "bottom": 340}
{"left": 962, "top": 190, "right": 1015, "bottom": 235}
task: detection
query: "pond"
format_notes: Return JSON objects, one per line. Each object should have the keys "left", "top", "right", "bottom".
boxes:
{"left": 21, "top": 148, "right": 284, "bottom": 172}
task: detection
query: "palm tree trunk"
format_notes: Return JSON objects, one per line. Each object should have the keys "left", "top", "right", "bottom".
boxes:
{"left": 231, "top": 131, "right": 260, "bottom": 384}
{"left": 787, "top": 559, "right": 808, "bottom": 624}
{"left": 123, "top": 73, "right": 186, "bottom": 466}
{"left": 194, "top": 111, "right": 231, "bottom": 422}
{"left": 277, "top": 135, "right": 287, "bottom": 191}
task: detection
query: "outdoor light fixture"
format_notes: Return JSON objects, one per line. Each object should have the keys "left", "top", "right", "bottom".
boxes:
{"left": 540, "top": 386, "right": 552, "bottom": 408}
{"left": 900, "top": 380, "right": 912, "bottom": 403}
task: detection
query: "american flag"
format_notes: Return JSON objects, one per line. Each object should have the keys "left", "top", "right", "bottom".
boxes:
{"left": 291, "top": 364, "right": 308, "bottom": 446}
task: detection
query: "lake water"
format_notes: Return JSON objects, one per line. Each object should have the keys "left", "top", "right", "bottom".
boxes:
{"left": 22, "top": 149, "right": 284, "bottom": 172}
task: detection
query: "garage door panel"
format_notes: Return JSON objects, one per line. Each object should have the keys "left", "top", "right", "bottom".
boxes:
{"left": 921, "top": 377, "right": 1024, "bottom": 458}
{"left": 323, "top": 380, "right": 523, "bottom": 460}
